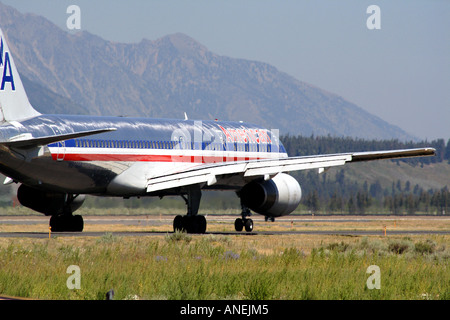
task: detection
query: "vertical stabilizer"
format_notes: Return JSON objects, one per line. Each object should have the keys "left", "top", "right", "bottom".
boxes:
{"left": 0, "top": 28, "right": 40, "bottom": 122}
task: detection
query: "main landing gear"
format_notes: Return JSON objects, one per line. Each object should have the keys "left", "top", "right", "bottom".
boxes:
{"left": 50, "top": 214, "right": 84, "bottom": 232}
{"left": 49, "top": 195, "right": 84, "bottom": 232}
{"left": 171, "top": 185, "right": 256, "bottom": 234}
{"left": 234, "top": 203, "right": 253, "bottom": 232}
{"left": 173, "top": 185, "right": 207, "bottom": 234}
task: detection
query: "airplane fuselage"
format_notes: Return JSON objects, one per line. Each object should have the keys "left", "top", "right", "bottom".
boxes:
{"left": 0, "top": 114, "right": 287, "bottom": 197}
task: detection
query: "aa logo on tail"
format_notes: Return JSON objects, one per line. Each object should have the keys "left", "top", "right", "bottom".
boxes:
{"left": 0, "top": 37, "right": 15, "bottom": 91}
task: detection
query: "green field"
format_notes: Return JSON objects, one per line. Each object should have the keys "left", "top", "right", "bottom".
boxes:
{"left": 0, "top": 230, "right": 448, "bottom": 300}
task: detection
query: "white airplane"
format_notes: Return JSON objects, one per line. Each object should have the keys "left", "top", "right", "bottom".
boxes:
{"left": 0, "top": 28, "right": 435, "bottom": 233}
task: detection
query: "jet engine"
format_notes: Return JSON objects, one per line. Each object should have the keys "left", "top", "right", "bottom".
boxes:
{"left": 17, "top": 184, "right": 85, "bottom": 216}
{"left": 239, "top": 173, "right": 302, "bottom": 217}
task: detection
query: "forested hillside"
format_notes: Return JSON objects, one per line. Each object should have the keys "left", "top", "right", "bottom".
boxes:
{"left": 282, "top": 135, "right": 450, "bottom": 215}
{"left": 281, "top": 135, "right": 450, "bottom": 165}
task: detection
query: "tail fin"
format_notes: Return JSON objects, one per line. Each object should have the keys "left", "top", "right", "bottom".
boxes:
{"left": 0, "top": 28, "right": 40, "bottom": 122}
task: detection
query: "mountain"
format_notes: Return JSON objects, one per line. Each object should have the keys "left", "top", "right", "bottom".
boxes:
{"left": 0, "top": 2, "right": 416, "bottom": 140}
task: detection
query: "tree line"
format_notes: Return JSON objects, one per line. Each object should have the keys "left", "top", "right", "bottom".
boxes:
{"left": 281, "top": 134, "right": 450, "bottom": 165}
{"left": 280, "top": 135, "right": 450, "bottom": 215}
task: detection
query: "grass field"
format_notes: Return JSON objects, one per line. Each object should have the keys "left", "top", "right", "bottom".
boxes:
{"left": 0, "top": 216, "right": 448, "bottom": 300}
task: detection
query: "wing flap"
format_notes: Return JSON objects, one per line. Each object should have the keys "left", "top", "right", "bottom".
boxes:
{"left": 243, "top": 154, "right": 351, "bottom": 177}
{"left": 147, "top": 162, "right": 248, "bottom": 192}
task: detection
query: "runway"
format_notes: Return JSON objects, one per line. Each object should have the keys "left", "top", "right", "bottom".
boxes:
{"left": 0, "top": 230, "right": 449, "bottom": 239}
{"left": 0, "top": 215, "right": 448, "bottom": 238}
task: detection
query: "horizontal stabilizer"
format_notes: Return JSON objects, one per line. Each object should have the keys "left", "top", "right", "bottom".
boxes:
{"left": 2, "top": 127, "right": 117, "bottom": 148}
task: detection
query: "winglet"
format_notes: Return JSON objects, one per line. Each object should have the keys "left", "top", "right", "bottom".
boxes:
{"left": 0, "top": 28, "right": 41, "bottom": 122}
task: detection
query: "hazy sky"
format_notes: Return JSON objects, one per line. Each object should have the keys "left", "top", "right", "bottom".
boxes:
{"left": 2, "top": 0, "right": 449, "bottom": 141}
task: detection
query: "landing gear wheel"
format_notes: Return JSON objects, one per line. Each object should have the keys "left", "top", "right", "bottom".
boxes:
{"left": 50, "top": 214, "right": 84, "bottom": 232}
{"left": 173, "top": 215, "right": 183, "bottom": 232}
{"left": 72, "top": 215, "right": 84, "bottom": 232}
{"left": 234, "top": 218, "right": 253, "bottom": 232}
{"left": 181, "top": 215, "right": 192, "bottom": 233}
{"left": 195, "top": 215, "right": 207, "bottom": 234}
{"left": 234, "top": 218, "right": 244, "bottom": 232}
{"left": 244, "top": 218, "right": 253, "bottom": 232}
{"left": 173, "top": 215, "right": 207, "bottom": 234}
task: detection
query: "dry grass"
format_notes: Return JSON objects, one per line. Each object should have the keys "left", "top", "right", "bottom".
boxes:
{"left": 0, "top": 214, "right": 448, "bottom": 300}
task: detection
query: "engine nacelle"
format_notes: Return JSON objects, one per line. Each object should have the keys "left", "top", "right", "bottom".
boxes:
{"left": 17, "top": 184, "right": 85, "bottom": 216}
{"left": 239, "top": 173, "right": 302, "bottom": 217}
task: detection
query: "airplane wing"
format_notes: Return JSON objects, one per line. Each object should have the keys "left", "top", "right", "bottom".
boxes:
{"left": 146, "top": 147, "right": 436, "bottom": 193}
